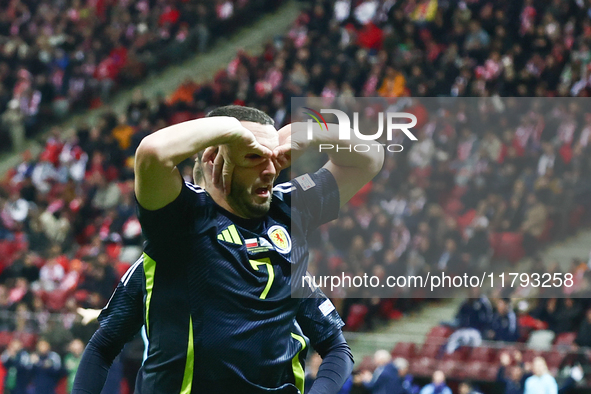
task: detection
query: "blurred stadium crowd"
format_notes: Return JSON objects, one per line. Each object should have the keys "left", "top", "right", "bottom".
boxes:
{"left": 0, "top": 0, "right": 282, "bottom": 153}
{"left": 1, "top": 0, "right": 591, "bottom": 392}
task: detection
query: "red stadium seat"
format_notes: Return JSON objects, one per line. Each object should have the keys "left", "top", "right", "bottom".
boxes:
{"left": 522, "top": 349, "right": 544, "bottom": 363}
{"left": 459, "top": 361, "right": 498, "bottom": 381}
{"left": 417, "top": 343, "right": 441, "bottom": 359}
{"left": 409, "top": 357, "right": 437, "bottom": 377}
{"left": 391, "top": 342, "right": 416, "bottom": 360}
{"left": 491, "top": 232, "right": 525, "bottom": 263}
{"left": 345, "top": 304, "right": 368, "bottom": 332}
{"left": 0, "top": 332, "right": 14, "bottom": 349}
{"left": 554, "top": 332, "right": 577, "bottom": 347}
{"left": 426, "top": 325, "right": 454, "bottom": 343}
{"left": 480, "top": 363, "right": 500, "bottom": 381}
{"left": 438, "top": 359, "right": 460, "bottom": 378}
{"left": 469, "top": 346, "right": 496, "bottom": 363}
{"left": 442, "top": 346, "right": 470, "bottom": 362}
{"left": 544, "top": 350, "right": 566, "bottom": 369}
{"left": 456, "top": 361, "right": 485, "bottom": 380}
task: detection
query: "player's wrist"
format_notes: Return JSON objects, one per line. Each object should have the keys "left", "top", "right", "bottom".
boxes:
{"left": 216, "top": 116, "right": 249, "bottom": 143}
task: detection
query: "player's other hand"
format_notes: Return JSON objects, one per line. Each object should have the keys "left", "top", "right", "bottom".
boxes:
{"left": 273, "top": 123, "right": 309, "bottom": 171}
{"left": 212, "top": 124, "right": 272, "bottom": 194}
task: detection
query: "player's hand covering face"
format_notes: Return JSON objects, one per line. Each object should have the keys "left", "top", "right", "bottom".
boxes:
{"left": 211, "top": 121, "right": 280, "bottom": 219}
{"left": 211, "top": 122, "right": 273, "bottom": 194}
{"left": 273, "top": 123, "right": 310, "bottom": 171}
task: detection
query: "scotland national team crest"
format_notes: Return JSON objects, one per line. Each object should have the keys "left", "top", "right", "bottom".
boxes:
{"left": 267, "top": 225, "right": 291, "bottom": 254}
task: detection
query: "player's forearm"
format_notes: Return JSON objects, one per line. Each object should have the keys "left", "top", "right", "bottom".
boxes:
{"left": 309, "top": 333, "right": 354, "bottom": 394}
{"left": 320, "top": 124, "right": 382, "bottom": 174}
{"left": 136, "top": 116, "right": 243, "bottom": 169}
{"left": 292, "top": 122, "right": 384, "bottom": 174}
{"left": 72, "top": 327, "right": 125, "bottom": 394}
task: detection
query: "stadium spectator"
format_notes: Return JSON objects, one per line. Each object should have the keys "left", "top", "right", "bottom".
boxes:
{"left": 459, "top": 382, "right": 483, "bottom": 394}
{"left": 551, "top": 298, "right": 582, "bottom": 334}
{"left": 496, "top": 351, "right": 529, "bottom": 394}
{"left": 360, "top": 349, "right": 400, "bottom": 394}
{"left": 419, "top": 370, "right": 452, "bottom": 394}
{"left": 393, "top": 357, "right": 419, "bottom": 394}
{"left": 29, "top": 339, "right": 62, "bottom": 394}
{"left": 523, "top": 357, "right": 558, "bottom": 394}
{"left": 486, "top": 298, "right": 519, "bottom": 342}
{"left": 2, "top": 0, "right": 591, "bottom": 388}
{"left": 572, "top": 308, "right": 591, "bottom": 349}
{"left": 1, "top": 339, "right": 32, "bottom": 394}
{"left": 0, "top": 0, "right": 282, "bottom": 147}
{"left": 455, "top": 288, "right": 493, "bottom": 331}
{"left": 520, "top": 193, "right": 548, "bottom": 256}
{"left": 1, "top": 99, "right": 25, "bottom": 153}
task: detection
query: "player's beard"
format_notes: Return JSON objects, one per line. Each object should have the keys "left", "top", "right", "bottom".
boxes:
{"left": 227, "top": 179, "right": 272, "bottom": 219}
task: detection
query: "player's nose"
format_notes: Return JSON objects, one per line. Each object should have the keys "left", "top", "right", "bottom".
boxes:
{"left": 261, "top": 158, "right": 276, "bottom": 177}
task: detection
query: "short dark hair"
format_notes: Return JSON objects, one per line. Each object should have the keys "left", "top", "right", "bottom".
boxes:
{"left": 206, "top": 105, "right": 274, "bottom": 126}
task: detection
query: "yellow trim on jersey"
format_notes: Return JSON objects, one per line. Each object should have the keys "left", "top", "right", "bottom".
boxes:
{"left": 180, "top": 317, "right": 194, "bottom": 394}
{"left": 143, "top": 253, "right": 156, "bottom": 337}
{"left": 290, "top": 333, "right": 306, "bottom": 394}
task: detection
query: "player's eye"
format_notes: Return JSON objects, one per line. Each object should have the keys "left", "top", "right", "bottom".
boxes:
{"left": 245, "top": 154, "right": 262, "bottom": 160}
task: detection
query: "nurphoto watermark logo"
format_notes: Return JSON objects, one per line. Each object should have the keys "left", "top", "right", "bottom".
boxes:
{"left": 303, "top": 107, "right": 418, "bottom": 153}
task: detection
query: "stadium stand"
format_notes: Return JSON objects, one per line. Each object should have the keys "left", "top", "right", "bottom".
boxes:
{"left": 1, "top": 0, "right": 591, "bottom": 392}
{"left": 0, "top": 0, "right": 283, "bottom": 152}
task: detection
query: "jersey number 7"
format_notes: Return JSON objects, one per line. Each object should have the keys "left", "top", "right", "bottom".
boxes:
{"left": 249, "top": 258, "right": 275, "bottom": 299}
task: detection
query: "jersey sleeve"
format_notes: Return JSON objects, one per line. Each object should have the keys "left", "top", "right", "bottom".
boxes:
{"left": 136, "top": 181, "right": 207, "bottom": 249}
{"left": 281, "top": 168, "right": 340, "bottom": 234}
{"left": 97, "top": 258, "right": 144, "bottom": 343}
{"left": 72, "top": 260, "right": 145, "bottom": 394}
{"left": 296, "top": 283, "right": 344, "bottom": 349}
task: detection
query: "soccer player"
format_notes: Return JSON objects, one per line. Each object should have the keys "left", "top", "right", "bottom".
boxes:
{"left": 133, "top": 105, "right": 382, "bottom": 392}
{"left": 72, "top": 258, "right": 353, "bottom": 394}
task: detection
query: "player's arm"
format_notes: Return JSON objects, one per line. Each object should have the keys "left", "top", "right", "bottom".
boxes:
{"left": 134, "top": 117, "right": 271, "bottom": 210}
{"left": 297, "top": 286, "right": 354, "bottom": 394}
{"left": 307, "top": 333, "right": 354, "bottom": 394}
{"left": 72, "top": 261, "right": 145, "bottom": 394}
{"left": 274, "top": 122, "right": 384, "bottom": 207}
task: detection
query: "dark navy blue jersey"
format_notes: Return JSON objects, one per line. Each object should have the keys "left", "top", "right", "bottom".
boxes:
{"left": 136, "top": 169, "right": 340, "bottom": 393}
{"left": 98, "top": 257, "right": 145, "bottom": 345}
{"left": 86, "top": 255, "right": 345, "bottom": 394}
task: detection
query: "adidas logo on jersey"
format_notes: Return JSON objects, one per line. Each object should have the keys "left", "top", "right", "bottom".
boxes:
{"left": 217, "top": 225, "right": 243, "bottom": 245}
